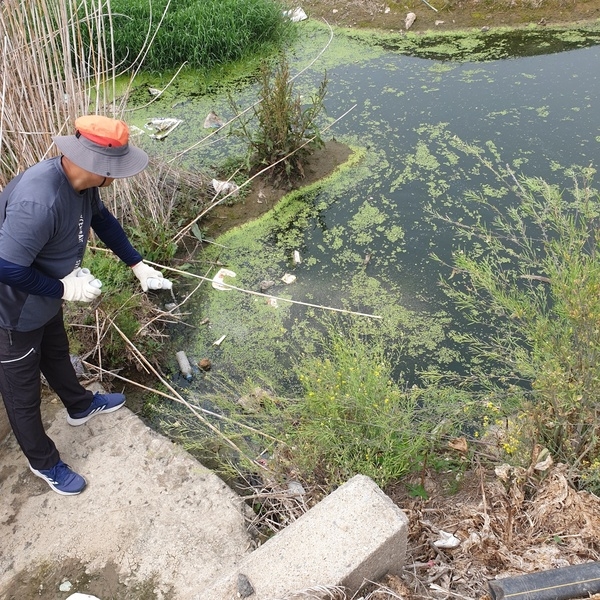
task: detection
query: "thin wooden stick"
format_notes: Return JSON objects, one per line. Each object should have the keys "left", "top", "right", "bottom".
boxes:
{"left": 107, "top": 318, "right": 270, "bottom": 467}
{"left": 82, "top": 360, "right": 281, "bottom": 442}
{"left": 145, "top": 260, "right": 383, "bottom": 320}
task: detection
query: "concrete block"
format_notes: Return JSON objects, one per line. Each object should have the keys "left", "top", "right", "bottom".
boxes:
{"left": 203, "top": 474, "right": 409, "bottom": 599}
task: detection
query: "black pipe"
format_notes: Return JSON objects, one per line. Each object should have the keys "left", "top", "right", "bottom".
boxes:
{"left": 489, "top": 562, "right": 600, "bottom": 600}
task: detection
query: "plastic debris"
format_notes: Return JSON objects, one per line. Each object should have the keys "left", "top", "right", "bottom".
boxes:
{"left": 148, "top": 87, "right": 162, "bottom": 96}
{"left": 204, "top": 111, "right": 224, "bottom": 128}
{"left": 281, "top": 273, "right": 296, "bottom": 284}
{"left": 435, "top": 19, "right": 445, "bottom": 24}
{"left": 212, "top": 178, "right": 239, "bottom": 197}
{"left": 175, "top": 351, "right": 193, "bottom": 381}
{"left": 283, "top": 7, "right": 307, "bottom": 21}
{"left": 267, "top": 297, "right": 279, "bottom": 308}
{"left": 212, "top": 268, "right": 236, "bottom": 291}
{"left": 145, "top": 118, "right": 182, "bottom": 140}
{"left": 287, "top": 480, "right": 306, "bottom": 496}
{"left": 434, "top": 530, "right": 461, "bottom": 549}
{"left": 59, "top": 581, "right": 73, "bottom": 592}
{"left": 146, "top": 277, "right": 173, "bottom": 290}
{"left": 293, "top": 250, "right": 302, "bottom": 264}
{"left": 66, "top": 595, "right": 101, "bottom": 600}
{"left": 213, "top": 334, "right": 227, "bottom": 346}
{"left": 77, "top": 267, "right": 102, "bottom": 289}
{"left": 405, "top": 12, "right": 416, "bottom": 29}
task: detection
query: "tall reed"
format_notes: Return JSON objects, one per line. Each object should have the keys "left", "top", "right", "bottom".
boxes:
{"left": 0, "top": 0, "right": 205, "bottom": 258}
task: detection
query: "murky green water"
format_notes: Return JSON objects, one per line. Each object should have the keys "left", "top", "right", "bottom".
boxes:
{"left": 131, "top": 23, "right": 600, "bottom": 389}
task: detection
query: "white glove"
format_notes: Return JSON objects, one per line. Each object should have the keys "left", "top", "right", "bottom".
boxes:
{"left": 61, "top": 271, "right": 102, "bottom": 302}
{"left": 131, "top": 261, "right": 172, "bottom": 291}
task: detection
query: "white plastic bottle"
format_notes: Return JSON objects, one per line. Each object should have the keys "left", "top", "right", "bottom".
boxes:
{"left": 175, "top": 351, "right": 193, "bottom": 381}
{"left": 147, "top": 277, "right": 173, "bottom": 290}
{"left": 77, "top": 267, "right": 102, "bottom": 288}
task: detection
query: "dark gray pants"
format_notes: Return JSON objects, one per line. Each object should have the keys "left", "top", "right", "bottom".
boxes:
{"left": 0, "top": 308, "right": 93, "bottom": 470}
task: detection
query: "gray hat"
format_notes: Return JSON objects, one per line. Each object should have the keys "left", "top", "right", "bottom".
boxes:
{"left": 53, "top": 115, "right": 148, "bottom": 178}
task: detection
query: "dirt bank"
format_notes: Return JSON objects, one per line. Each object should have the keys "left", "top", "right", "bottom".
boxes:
{"left": 299, "top": 0, "right": 600, "bottom": 32}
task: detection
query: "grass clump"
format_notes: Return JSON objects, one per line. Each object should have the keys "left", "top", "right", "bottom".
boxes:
{"left": 89, "top": 0, "right": 292, "bottom": 72}
{"left": 288, "top": 331, "right": 427, "bottom": 487}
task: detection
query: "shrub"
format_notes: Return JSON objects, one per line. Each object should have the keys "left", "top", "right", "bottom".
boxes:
{"left": 436, "top": 165, "right": 600, "bottom": 488}
{"left": 232, "top": 55, "right": 328, "bottom": 187}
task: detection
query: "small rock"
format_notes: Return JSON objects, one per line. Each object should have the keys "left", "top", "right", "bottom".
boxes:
{"left": 198, "top": 358, "right": 212, "bottom": 371}
{"left": 481, "top": 25, "right": 490, "bottom": 31}
{"left": 259, "top": 280, "right": 275, "bottom": 292}
{"left": 435, "top": 19, "right": 445, "bottom": 25}
{"left": 405, "top": 12, "right": 416, "bottom": 29}
{"left": 332, "top": 8, "right": 338, "bottom": 13}
{"left": 237, "top": 573, "right": 255, "bottom": 598}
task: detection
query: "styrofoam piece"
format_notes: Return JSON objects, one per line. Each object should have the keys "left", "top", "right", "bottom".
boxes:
{"left": 212, "top": 268, "right": 236, "bottom": 291}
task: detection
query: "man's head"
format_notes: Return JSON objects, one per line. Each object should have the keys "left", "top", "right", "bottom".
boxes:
{"left": 53, "top": 115, "right": 148, "bottom": 179}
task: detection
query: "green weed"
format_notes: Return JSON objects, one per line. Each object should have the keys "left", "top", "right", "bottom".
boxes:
{"left": 231, "top": 55, "right": 328, "bottom": 187}
{"left": 435, "top": 159, "right": 600, "bottom": 488}
{"left": 85, "top": 0, "right": 293, "bottom": 72}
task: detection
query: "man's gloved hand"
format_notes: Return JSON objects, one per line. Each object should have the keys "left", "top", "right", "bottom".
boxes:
{"left": 131, "top": 261, "right": 172, "bottom": 291}
{"left": 60, "top": 270, "right": 102, "bottom": 302}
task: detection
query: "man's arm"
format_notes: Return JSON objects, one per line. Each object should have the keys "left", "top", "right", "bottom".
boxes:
{"left": 0, "top": 257, "right": 62, "bottom": 297}
{"left": 91, "top": 206, "right": 143, "bottom": 266}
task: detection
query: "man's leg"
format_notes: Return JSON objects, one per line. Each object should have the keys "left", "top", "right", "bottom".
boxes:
{"left": 41, "top": 308, "right": 125, "bottom": 426}
{"left": 0, "top": 324, "right": 60, "bottom": 470}
{"left": 39, "top": 308, "right": 93, "bottom": 414}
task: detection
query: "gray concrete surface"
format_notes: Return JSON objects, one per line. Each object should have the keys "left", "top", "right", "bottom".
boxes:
{"left": 203, "top": 474, "right": 409, "bottom": 600}
{"left": 0, "top": 392, "right": 252, "bottom": 599}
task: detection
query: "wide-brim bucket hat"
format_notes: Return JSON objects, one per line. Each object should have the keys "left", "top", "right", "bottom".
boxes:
{"left": 52, "top": 115, "right": 149, "bottom": 178}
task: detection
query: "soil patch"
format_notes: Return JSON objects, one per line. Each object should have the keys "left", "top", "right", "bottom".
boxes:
{"left": 300, "top": 0, "right": 600, "bottom": 33}
{"left": 202, "top": 140, "right": 351, "bottom": 239}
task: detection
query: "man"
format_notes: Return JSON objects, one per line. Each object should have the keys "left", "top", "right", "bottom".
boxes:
{"left": 0, "top": 115, "right": 169, "bottom": 496}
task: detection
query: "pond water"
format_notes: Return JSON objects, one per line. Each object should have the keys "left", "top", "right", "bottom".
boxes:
{"left": 131, "top": 23, "right": 600, "bottom": 390}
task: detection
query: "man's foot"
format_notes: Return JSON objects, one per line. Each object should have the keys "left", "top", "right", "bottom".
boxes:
{"left": 67, "top": 392, "right": 126, "bottom": 426}
{"left": 29, "top": 460, "right": 87, "bottom": 495}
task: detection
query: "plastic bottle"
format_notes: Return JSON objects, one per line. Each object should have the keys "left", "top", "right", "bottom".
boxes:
{"left": 77, "top": 268, "right": 102, "bottom": 288}
{"left": 147, "top": 277, "right": 173, "bottom": 290}
{"left": 175, "top": 351, "right": 193, "bottom": 381}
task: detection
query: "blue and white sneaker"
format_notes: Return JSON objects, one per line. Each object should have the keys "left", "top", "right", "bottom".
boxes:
{"left": 29, "top": 460, "right": 87, "bottom": 495}
{"left": 67, "top": 392, "right": 126, "bottom": 426}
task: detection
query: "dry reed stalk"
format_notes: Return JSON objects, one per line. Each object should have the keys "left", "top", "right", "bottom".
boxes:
{"left": 0, "top": 0, "right": 200, "bottom": 240}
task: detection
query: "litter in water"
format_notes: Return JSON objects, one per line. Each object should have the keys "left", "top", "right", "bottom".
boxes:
{"left": 212, "top": 179, "right": 239, "bottom": 197}
{"left": 212, "top": 268, "right": 237, "bottom": 291}
{"left": 145, "top": 118, "right": 183, "bottom": 140}
{"left": 175, "top": 350, "right": 193, "bottom": 381}
{"left": 281, "top": 273, "right": 297, "bottom": 284}
{"left": 204, "top": 111, "right": 225, "bottom": 128}
{"left": 283, "top": 7, "right": 307, "bottom": 21}
{"left": 213, "top": 334, "right": 227, "bottom": 346}
{"left": 293, "top": 250, "right": 302, "bottom": 264}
